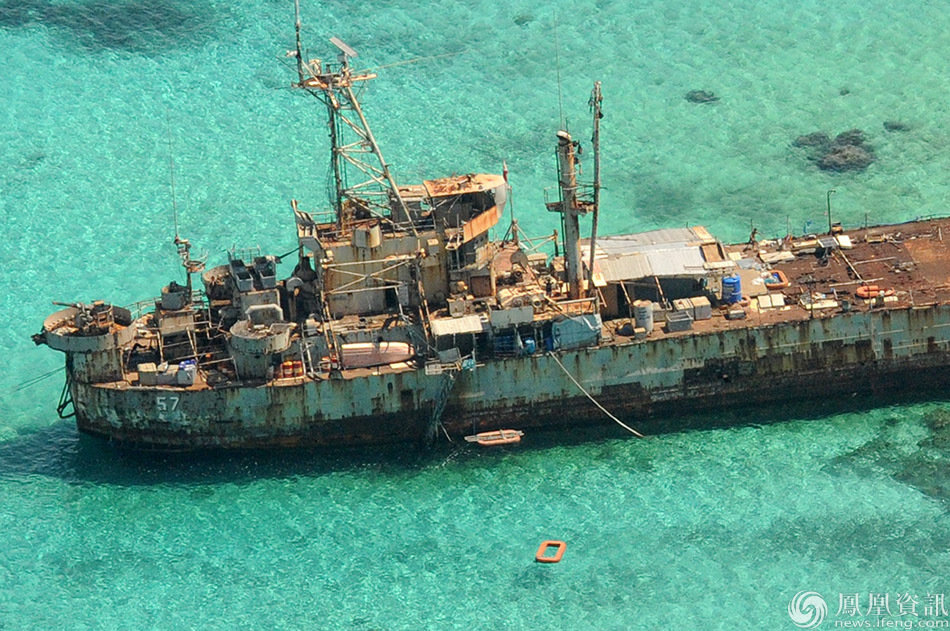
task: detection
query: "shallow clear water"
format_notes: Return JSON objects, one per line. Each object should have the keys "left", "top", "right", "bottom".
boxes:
{"left": 2, "top": 0, "right": 949, "bottom": 628}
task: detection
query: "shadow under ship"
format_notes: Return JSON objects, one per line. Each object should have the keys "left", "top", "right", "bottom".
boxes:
{"left": 32, "top": 35, "right": 950, "bottom": 449}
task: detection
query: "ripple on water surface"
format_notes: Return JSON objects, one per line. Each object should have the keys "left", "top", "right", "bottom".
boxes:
{"left": 3, "top": 0, "right": 950, "bottom": 627}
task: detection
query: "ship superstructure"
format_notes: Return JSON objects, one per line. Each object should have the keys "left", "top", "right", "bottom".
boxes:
{"left": 31, "top": 24, "right": 950, "bottom": 450}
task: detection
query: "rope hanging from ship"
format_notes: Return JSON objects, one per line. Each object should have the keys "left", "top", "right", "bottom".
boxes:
{"left": 547, "top": 352, "right": 645, "bottom": 438}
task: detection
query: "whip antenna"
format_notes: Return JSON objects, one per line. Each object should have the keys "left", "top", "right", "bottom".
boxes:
{"left": 293, "top": 0, "right": 305, "bottom": 82}
{"left": 165, "top": 110, "right": 180, "bottom": 239}
{"left": 554, "top": 12, "right": 565, "bottom": 129}
{"left": 164, "top": 110, "right": 205, "bottom": 287}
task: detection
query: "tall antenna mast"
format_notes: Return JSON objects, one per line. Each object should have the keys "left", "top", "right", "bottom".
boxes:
{"left": 291, "top": 30, "right": 416, "bottom": 238}
{"left": 293, "top": 0, "right": 305, "bottom": 83}
{"left": 165, "top": 112, "right": 204, "bottom": 291}
{"left": 165, "top": 111, "right": 180, "bottom": 240}
{"left": 553, "top": 13, "right": 565, "bottom": 129}
{"left": 587, "top": 81, "right": 603, "bottom": 298}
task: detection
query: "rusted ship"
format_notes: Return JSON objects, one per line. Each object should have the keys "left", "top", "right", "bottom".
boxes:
{"left": 32, "top": 29, "right": 950, "bottom": 449}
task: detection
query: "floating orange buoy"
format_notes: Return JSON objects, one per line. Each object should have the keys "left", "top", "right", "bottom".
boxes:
{"left": 535, "top": 540, "right": 566, "bottom": 563}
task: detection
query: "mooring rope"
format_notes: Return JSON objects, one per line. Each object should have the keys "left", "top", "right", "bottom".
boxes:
{"left": 547, "top": 352, "right": 645, "bottom": 438}
{"left": 10, "top": 366, "right": 63, "bottom": 393}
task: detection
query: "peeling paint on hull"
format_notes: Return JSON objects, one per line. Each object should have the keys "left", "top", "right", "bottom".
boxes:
{"left": 70, "top": 304, "right": 950, "bottom": 450}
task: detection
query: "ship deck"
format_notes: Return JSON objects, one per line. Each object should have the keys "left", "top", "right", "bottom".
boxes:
{"left": 605, "top": 216, "right": 950, "bottom": 343}
{"left": 90, "top": 216, "right": 950, "bottom": 392}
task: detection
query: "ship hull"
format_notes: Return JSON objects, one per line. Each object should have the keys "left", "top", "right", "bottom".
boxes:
{"left": 69, "top": 304, "right": 950, "bottom": 450}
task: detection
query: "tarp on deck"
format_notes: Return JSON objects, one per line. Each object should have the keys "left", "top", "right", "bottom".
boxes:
{"left": 552, "top": 314, "right": 602, "bottom": 350}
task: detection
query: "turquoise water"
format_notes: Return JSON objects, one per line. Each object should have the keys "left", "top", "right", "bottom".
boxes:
{"left": 2, "top": 1, "right": 950, "bottom": 628}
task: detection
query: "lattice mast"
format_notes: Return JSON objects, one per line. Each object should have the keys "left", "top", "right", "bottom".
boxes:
{"left": 291, "top": 3, "right": 413, "bottom": 235}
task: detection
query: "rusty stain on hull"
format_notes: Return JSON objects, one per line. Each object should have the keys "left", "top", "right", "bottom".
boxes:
{"left": 30, "top": 41, "right": 950, "bottom": 452}
{"left": 56, "top": 300, "right": 950, "bottom": 450}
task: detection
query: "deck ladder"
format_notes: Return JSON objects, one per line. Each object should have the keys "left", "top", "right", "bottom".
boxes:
{"left": 425, "top": 371, "right": 457, "bottom": 445}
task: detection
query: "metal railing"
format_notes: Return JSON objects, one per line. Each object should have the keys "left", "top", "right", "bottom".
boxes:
{"left": 125, "top": 291, "right": 209, "bottom": 322}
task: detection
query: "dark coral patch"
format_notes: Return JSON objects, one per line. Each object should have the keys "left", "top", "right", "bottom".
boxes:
{"left": 883, "top": 120, "right": 911, "bottom": 132}
{"left": 792, "top": 132, "right": 831, "bottom": 148}
{"left": 685, "top": 90, "right": 719, "bottom": 104}
{"left": 818, "top": 144, "right": 875, "bottom": 172}
{"left": 792, "top": 128, "right": 876, "bottom": 173}
{"left": 0, "top": 0, "right": 219, "bottom": 54}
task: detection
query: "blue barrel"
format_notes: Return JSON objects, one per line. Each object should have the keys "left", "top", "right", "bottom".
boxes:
{"left": 722, "top": 275, "right": 742, "bottom": 304}
{"left": 523, "top": 337, "right": 537, "bottom": 355}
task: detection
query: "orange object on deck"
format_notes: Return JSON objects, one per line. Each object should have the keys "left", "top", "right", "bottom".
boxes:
{"left": 535, "top": 540, "right": 566, "bottom": 563}
{"left": 856, "top": 284, "right": 894, "bottom": 299}
{"left": 764, "top": 269, "right": 789, "bottom": 290}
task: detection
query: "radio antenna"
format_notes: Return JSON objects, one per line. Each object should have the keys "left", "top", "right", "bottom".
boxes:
{"left": 164, "top": 110, "right": 205, "bottom": 288}
{"left": 293, "top": 0, "right": 305, "bottom": 82}
{"left": 165, "top": 110, "right": 180, "bottom": 239}
{"left": 554, "top": 12, "right": 565, "bottom": 129}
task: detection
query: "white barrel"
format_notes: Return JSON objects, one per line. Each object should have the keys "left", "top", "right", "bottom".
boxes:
{"left": 633, "top": 300, "right": 655, "bottom": 333}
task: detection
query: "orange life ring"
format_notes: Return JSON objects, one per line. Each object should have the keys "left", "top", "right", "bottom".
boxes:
{"left": 856, "top": 285, "right": 894, "bottom": 299}
{"left": 536, "top": 540, "right": 566, "bottom": 563}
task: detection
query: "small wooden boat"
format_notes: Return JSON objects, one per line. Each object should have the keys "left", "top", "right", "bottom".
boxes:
{"left": 464, "top": 429, "right": 524, "bottom": 446}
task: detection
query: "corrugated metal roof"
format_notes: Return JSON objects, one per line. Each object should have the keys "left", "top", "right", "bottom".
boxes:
{"left": 593, "top": 253, "right": 652, "bottom": 282}
{"left": 646, "top": 247, "right": 707, "bottom": 277}
{"left": 578, "top": 225, "right": 721, "bottom": 282}
{"left": 591, "top": 247, "right": 708, "bottom": 282}
{"left": 430, "top": 314, "right": 487, "bottom": 337}
{"left": 585, "top": 226, "right": 713, "bottom": 257}
{"left": 583, "top": 233, "right": 713, "bottom": 282}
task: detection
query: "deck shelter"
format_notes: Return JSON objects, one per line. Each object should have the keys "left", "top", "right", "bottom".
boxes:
{"left": 581, "top": 226, "right": 733, "bottom": 318}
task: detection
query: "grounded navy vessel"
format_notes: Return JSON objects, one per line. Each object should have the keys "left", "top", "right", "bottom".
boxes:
{"left": 32, "top": 22, "right": 950, "bottom": 449}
